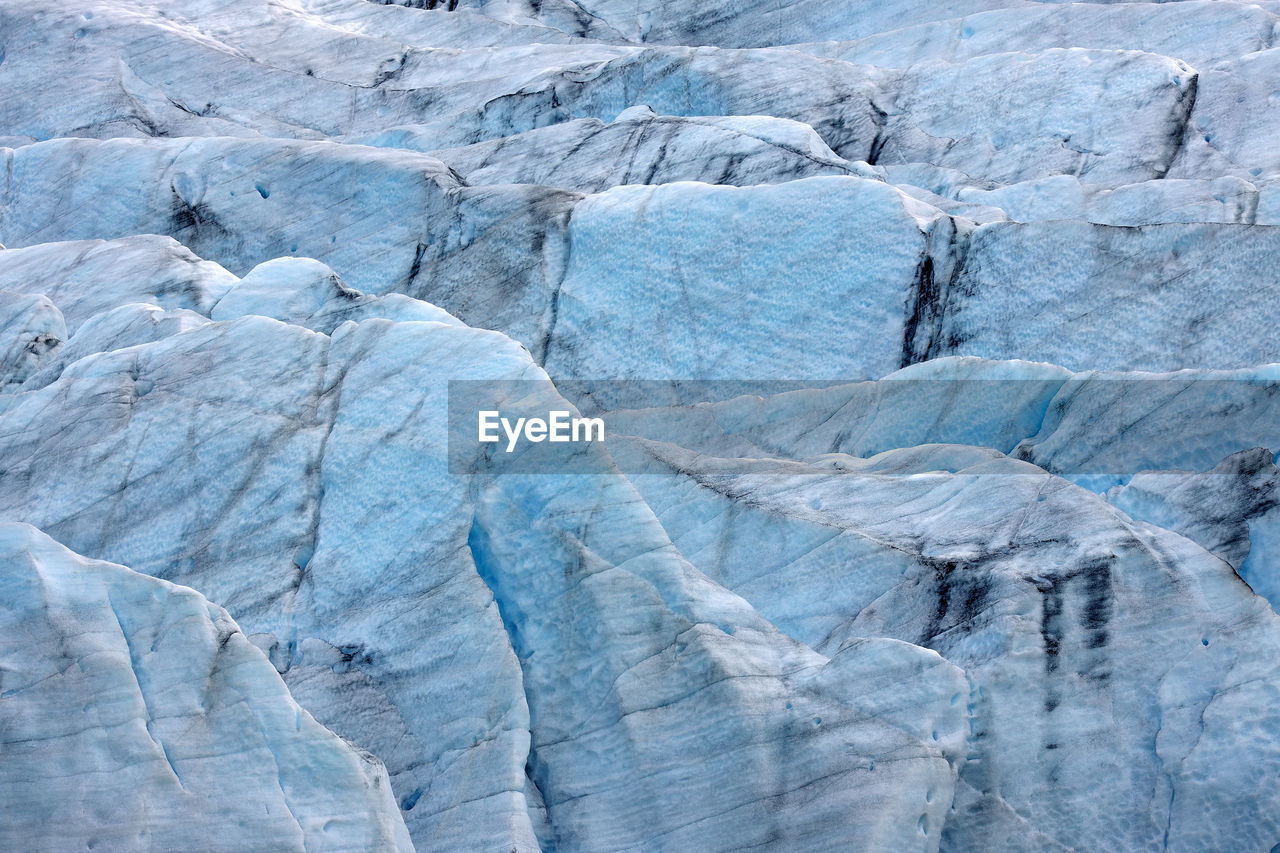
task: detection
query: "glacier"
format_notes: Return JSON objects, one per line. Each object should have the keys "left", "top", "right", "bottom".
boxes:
{"left": 0, "top": 522, "right": 412, "bottom": 852}
{"left": 1, "top": 0, "right": 1279, "bottom": 850}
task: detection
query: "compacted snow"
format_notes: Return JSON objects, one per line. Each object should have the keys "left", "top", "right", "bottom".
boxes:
{"left": 0, "top": 0, "right": 1278, "bottom": 850}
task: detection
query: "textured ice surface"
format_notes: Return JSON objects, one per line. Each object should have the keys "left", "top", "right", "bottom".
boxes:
{"left": 800, "top": 2, "right": 1278, "bottom": 69}
{"left": 0, "top": 304, "right": 969, "bottom": 850}
{"left": 543, "top": 181, "right": 1280, "bottom": 378}
{"left": 1108, "top": 448, "right": 1280, "bottom": 573}
{"left": 425, "top": 109, "right": 865, "bottom": 191}
{"left": 2, "top": 0, "right": 1280, "bottom": 849}
{"left": 0, "top": 291, "right": 64, "bottom": 388}
{"left": 0, "top": 522, "right": 413, "bottom": 852}
{"left": 876, "top": 49, "right": 1199, "bottom": 186}
{"left": 0, "top": 314, "right": 543, "bottom": 848}
{"left": 603, "top": 441, "right": 1280, "bottom": 851}
{"left": 936, "top": 222, "right": 1280, "bottom": 370}
{"left": 0, "top": 137, "right": 580, "bottom": 347}
{"left": 210, "top": 257, "right": 464, "bottom": 333}
{"left": 544, "top": 176, "right": 958, "bottom": 380}
{"left": 597, "top": 358, "right": 1280, "bottom": 485}
{"left": 957, "top": 175, "right": 1268, "bottom": 225}
{"left": 1, "top": 108, "right": 1277, "bottom": 383}
{"left": 0, "top": 236, "right": 236, "bottom": 331}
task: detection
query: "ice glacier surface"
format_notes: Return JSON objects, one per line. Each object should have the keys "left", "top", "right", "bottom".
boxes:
{"left": 0, "top": 522, "right": 413, "bottom": 852}
{"left": 1, "top": 0, "right": 1280, "bottom": 850}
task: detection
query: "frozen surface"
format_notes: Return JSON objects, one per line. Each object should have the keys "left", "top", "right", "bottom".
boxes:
{"left": 0, "top": 314, "right": 545, "bottom": 849}
{"left": 936, "top": 222, "right": 1280, "bottom": 370}
{"left": 2, "top": 0, "right": 1280, "bottom": 850}
{"left": 597, "top": 358, "right": 1280, "bottom": 487}
{"left": 0, "top": 236, "right": 236, "bottom": 331}
{"left": 544, "top": 182, "right": 1280, "bottom": 379}
{"left": 425, "top": 109, "right": 865, "bottom": 191}
{"left": 0, "top": 291, "right": 64, "bottom": 388}
{"left": 604, "top": 440, "right": 1280, "bottom": 851}
{"left": 957, "top": 175, "right": 1267, "bottom": 225}
{"left": 1107, "top": 448, "right": 1280, "bottom": 615}
{"left": 0, "top": 522, "right": 412, "bottom": 852}
{"left": 799, "top": 2, "right": 1278, "bottom": 70}
{"left": 0, "top": 278, "right": 967, "bottom": 850}
{"left": 544, "top": 176, "right": 959, "bottom": 380}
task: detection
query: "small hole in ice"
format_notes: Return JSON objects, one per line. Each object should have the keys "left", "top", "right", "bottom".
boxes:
{"left": 255, "top": 184, "right": 270, "bottom": 199}
{"left": 1202, "top": 638, "right": 1210, "bottom": 646}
